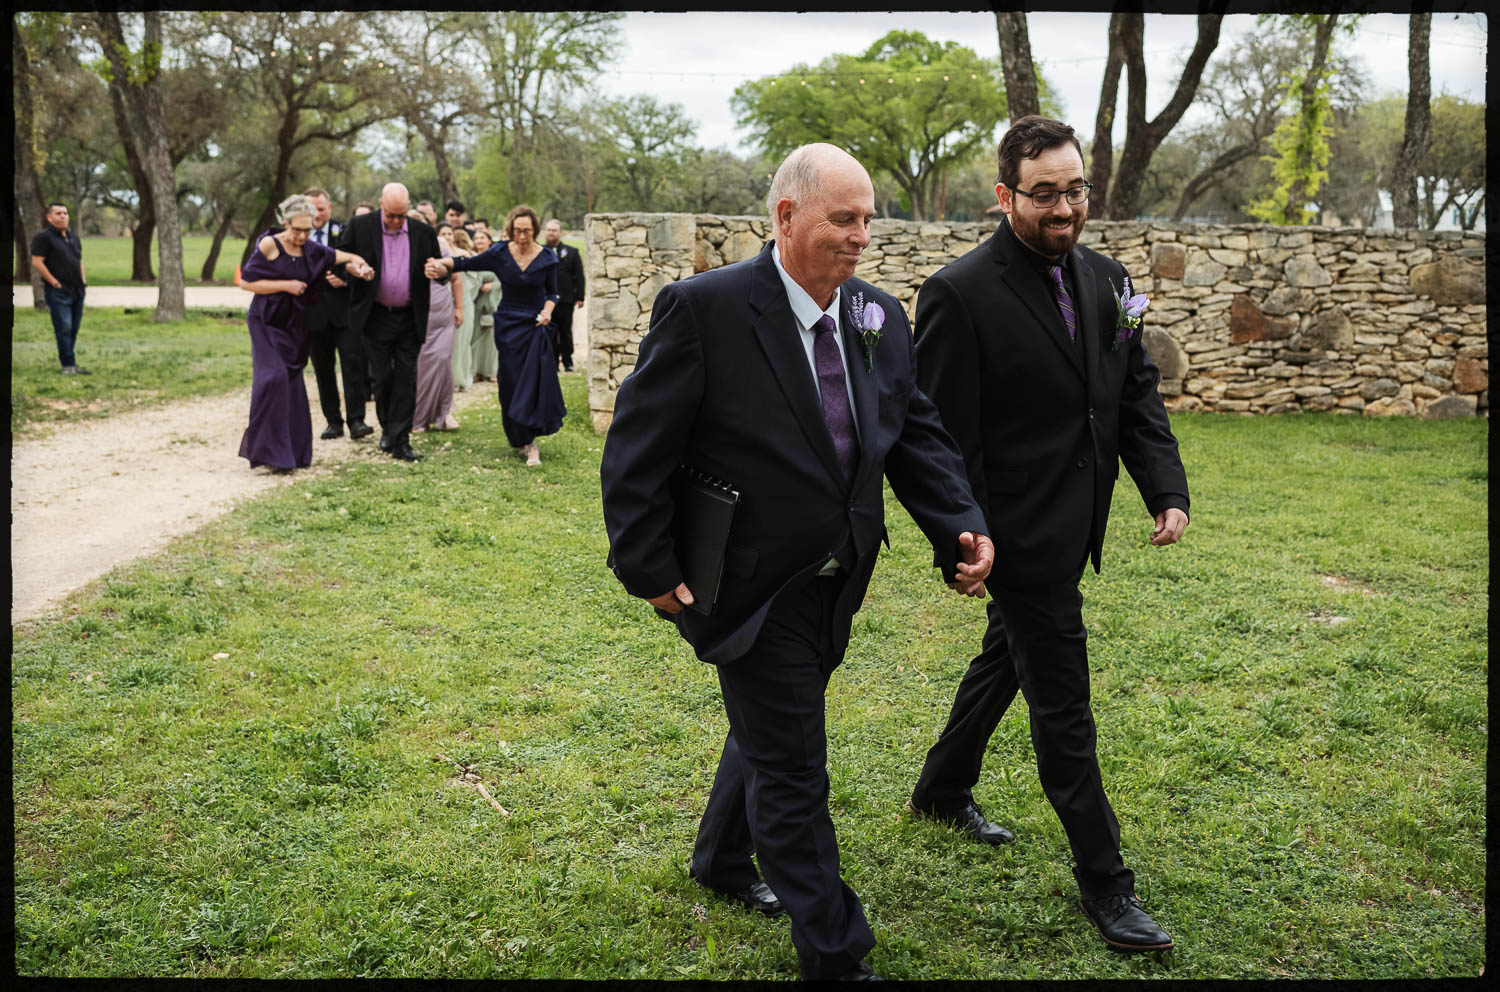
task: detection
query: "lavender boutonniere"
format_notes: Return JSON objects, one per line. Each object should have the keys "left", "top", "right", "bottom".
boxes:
{"left": 1112, "top": 275, "right": 1149, "bottom": 351}
{"left": 850, "top": 292, "right": 885, "bottom": 373}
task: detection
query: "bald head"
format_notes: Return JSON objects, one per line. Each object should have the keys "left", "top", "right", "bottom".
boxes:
{"left": 380, "top": 182, "right": 411, "bottom": 232}
{"left": 766, "top": 143, "right": 870, "bottom": 220}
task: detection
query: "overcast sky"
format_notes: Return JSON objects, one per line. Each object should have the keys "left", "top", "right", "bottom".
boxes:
{"left": 595, "top": 11, "right": 1487, "bottom": 153}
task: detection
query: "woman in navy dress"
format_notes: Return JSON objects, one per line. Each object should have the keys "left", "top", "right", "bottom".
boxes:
{"left": 426, "top": 204, "right": 562, "bottom": 466}
{"left": 237, "top": 194, "right": 374, "bottom": 470}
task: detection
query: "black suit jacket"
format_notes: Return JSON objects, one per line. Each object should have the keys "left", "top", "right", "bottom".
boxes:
{"left": 601, "top": 242, "right": 988, "bottom": 666}
{"left": 550, "top": 242, "right": 585, "bottom": 305}
{"left": 335, "top": 212, "right": 444, "bottom": 343}
{"left": 304, "top": 217, "right": 348, "bottom": 333}
{"left": 913, "top": 218, "right": 1189, "bottom": 585}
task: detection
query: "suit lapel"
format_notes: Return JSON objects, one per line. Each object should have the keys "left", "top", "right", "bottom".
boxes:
{"left": 993, "top": 222, "right": 1085, "bottom": 381}
{"left": 1072, "top": 248, "right": 1099, "bottom": 387}
{"left": 841, "top": 290, "right": 879, "bottom": 489}
{"left": 748, "top": 246, "right": 846, "bottom": 488}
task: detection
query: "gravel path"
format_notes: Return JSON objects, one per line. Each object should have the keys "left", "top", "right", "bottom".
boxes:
{"left": 11, "top": 291, "right": 589, "bottom": 624}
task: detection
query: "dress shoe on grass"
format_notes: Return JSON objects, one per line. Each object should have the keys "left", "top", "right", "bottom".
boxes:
{"left": 910, "top": 799, "right": 1015, "bottom": 845}
{"left": 1079, "top": 892, "right": 1173, "bottom": 952}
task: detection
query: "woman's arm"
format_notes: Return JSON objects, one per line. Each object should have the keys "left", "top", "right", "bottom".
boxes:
{"left": 331, "top": 249, "right": 374, "bottom": 279}
{"left": 451, "top": 273, "right": 464, "bottom": 325}
{"left": 240, "top": 279, "right": 305, "bottom": 296}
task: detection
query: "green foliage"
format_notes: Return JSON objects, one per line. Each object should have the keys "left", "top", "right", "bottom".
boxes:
{"left": 1245, "top": 72, "right": 1334, "bottom": 225}
{"left": 733, "top": 30, "right": 1006, "bottom": 220}
{"left": 10, "top": 379, "right": 1487, "bottom": 977}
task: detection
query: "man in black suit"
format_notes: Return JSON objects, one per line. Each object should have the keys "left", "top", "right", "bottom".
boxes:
{"left": 334, "top": 181, "right": 445, "bottom": 461}
{"left": 908, "top": 116, "right": 1189, "bottom": 952}
{"left": 302, "top": 186, "right": 371, "bottom": 440}
{"left": 601, "top": 144, "right": 995, "bottom": 981}
{"left": 543, "top": 219, "right": 584, "bottom": 372}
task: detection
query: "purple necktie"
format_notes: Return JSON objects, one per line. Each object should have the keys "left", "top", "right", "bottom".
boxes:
{"left": 1048, "top": 264, "right": 1077, "bottom": 341}
{"left": 812, "top": 314, "right": 858, "bottom": 483}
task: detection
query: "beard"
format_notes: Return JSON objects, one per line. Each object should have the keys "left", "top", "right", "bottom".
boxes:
{"left": 1009, "top": 207, "right": 1085, "bottom": 259}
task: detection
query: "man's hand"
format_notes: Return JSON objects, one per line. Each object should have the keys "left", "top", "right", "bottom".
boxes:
{"left": 423, "top": 257, "right": 448, "bottom": 280}
{"left": 1150, "top": 508, "right": 1188, "bottom": 546}
{"left": 575, "top": 300, "right": 585, "bottom": 309}
{"left": 948, "top": 531, "right": 994, "bottom": 598}
{"left": 646, "top": 582, "right": 694, "bottom": 614}
{"left": 325, "top": 270, "right": 346, "bottom": 288}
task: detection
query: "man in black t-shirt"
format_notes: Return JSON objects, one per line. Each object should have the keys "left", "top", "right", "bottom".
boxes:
{"left": 29, "top": 202, "right": 91, "bottom": 374}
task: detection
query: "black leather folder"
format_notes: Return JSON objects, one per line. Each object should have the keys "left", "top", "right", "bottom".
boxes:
{"left": 671, "top": 466, "right": 740, "bottom": 616}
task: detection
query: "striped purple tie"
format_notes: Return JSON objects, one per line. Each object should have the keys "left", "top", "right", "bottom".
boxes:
{"left": 813, "top": 315, "right": 858, "bottom": 483}
{"left": 1048, "top": 264, "right": 1077, "bottom": 341}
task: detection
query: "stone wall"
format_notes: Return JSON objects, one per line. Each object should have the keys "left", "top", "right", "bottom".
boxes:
{"left": 585, "top": 214, "right": 1487, "bottom": 429}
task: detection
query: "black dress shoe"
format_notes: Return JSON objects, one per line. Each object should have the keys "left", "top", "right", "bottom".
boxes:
{"left": 832, "top": 961, "right": 883, "bottom": 981}
{"left": 910, "top": 799, "right": 1015, "bottom": 845}
{"left": 1079, "top": 893, "right": 1173, "bottom": 952}
{"left": 378, "top": 434, "right": 392, "bottom": 452}
{"left": 320, "top": 422, "right": 344, "bottom": 440}
{"left": 689, "top": 870, "right": 786, "bottom": 918}
{"left": 348, "top": 421, "right": 374, "bottom": 439}
{"left": 391, "top": 443, "right": 422, "bottom": 462}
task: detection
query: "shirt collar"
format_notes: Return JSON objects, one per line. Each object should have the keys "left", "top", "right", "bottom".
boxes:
{"left": 382, "top": 216, "right": 408, "bottom": 236}
{"left": 772, "top": 241, "right": 840, "bottom": 331}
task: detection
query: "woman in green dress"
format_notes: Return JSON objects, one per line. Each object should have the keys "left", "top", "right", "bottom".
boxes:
{"left": 449, "top": 229, "right": 492, "bottom": 391}
{"left": 469, "top": 228, "right": 501, "bottom": 384}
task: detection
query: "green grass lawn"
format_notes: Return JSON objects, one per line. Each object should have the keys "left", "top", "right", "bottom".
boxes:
{"left": 10, "top": 306, "right": 252, "bottom": 437}
{"left": 13, "top": 235, "right": 588, "bottom": 287}
{"left": 11, "top": 376, "right": 1487, "bottom": 979}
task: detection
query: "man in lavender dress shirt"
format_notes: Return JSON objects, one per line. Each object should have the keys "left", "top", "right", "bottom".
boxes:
{"left": 334, "top": 182, "right": 445, "bottom": 461}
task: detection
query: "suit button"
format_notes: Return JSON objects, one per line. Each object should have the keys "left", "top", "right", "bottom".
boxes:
{"left": 1076, "top": 458, "right": 1087, "bottom": 469}
{"left": 1088, "top": 408, "right": 1095, "bottom": 419}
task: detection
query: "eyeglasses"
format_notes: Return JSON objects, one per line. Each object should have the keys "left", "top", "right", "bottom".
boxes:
{"left": 1011, "top": 183, "right": 1093, "bottom": 208}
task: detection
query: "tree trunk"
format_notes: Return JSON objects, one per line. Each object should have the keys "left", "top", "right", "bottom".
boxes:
{"left": 415, "top": 117, "right": 461, "bottom": 206}
{"left": 98, "top": 11, "right": 185, "bottom": 320}
{"left": 1088, "top": 13, "right": 1128, "bottom": 220}
{"left": 994, "top": 12, "right": 1040, "bottom": 121}
{"left": 105, "top": 68, "right": 158, "bottom": 281}
{"left": 13, "top": 21, "right": 50, "bottom": 306}
{"left": 202, "top": 206, "right": 237, "bottom": 282}
{"left": 1389, "top": 12, "right": 1431, "bottom": 230}
{"left": 1459, "top": 191, "right": 1484, "bottom": 231}
{"left": 1171, "top": 143, "right": 1261, "bottom": 221}
{"left": 1105, "top": 13, "right": 1224, "bottom": 221}
{"left": 1281, "top": 14, "right": 1339, "bottom": 225}
{"left": 243, "top": 120, "right": 299, "bottom": 266}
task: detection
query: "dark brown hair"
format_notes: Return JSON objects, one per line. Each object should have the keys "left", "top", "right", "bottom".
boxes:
{"left": 504, "top": 204, "right": 541, "bottom": 238}
{"left": 996, "top": 115, "right": 1083, "bottom": 190}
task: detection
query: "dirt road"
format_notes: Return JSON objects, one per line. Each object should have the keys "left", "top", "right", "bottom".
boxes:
{"left": 11, "top": 291, "right": 589, "bottom": 624}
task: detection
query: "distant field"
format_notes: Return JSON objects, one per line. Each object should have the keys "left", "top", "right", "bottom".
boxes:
{"left": 13, "top": 235, "right": 241, "bottom": 286}
{"left": 15, "top": 235, "right": 587, "bottom": 287}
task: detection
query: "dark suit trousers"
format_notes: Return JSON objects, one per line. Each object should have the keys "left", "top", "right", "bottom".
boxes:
{"left": 362, "top": 305, "right": 419, "bottom": 445}
{"left": 309, "top": 319, "right": 368, "bottom": 427}
{"left": 551, "top": 303, "right": 575, "bottom": 370}
{"left": 690, "top": 573, "right": 875, "bottom": 979}
{"left": 911, "top": 566, "right": 1135, "bottom": 901}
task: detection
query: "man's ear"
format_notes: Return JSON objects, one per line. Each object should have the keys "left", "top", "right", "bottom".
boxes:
{"left": 994, "top": 183, "right": 1013, "bottom": 217}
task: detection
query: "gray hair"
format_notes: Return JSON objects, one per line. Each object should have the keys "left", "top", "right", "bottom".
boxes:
{"left": 766, "top": 144, "right": 832, "bottom": 223}
{"left": 276, "top": 194, "right": 316, "bottom": 225}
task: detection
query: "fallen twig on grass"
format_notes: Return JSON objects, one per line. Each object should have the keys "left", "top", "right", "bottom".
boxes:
{"left": 435, "top": 752, "right": 510, "bottom": 817}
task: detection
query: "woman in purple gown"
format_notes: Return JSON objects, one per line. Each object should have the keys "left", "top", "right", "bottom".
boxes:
{"left": 425, "top": 204, "right": 562, "bottom": 466}
{"left": 237, "top": 194, "right": 374, "bottom": 470}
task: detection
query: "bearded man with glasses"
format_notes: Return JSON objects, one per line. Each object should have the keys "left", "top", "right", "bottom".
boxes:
{"left": 907, "top": 115, "right": 1190, "bottom": 953}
